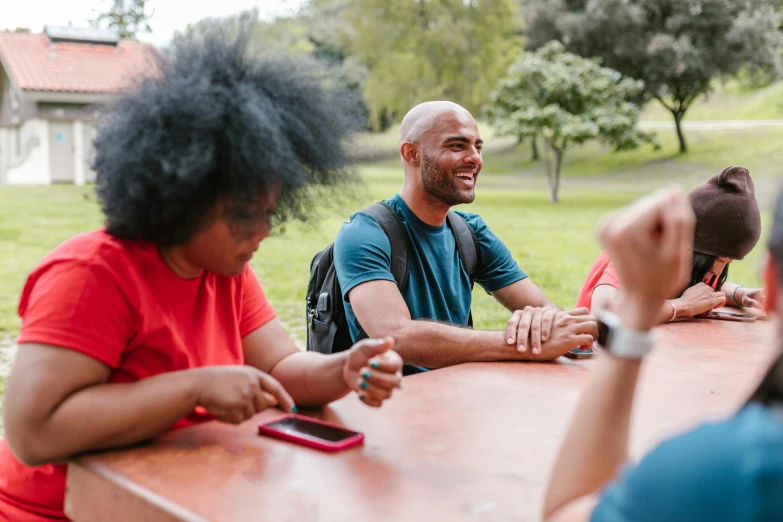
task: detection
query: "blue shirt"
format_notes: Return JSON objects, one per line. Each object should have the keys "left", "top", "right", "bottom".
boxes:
{"left": 592, "top": 403, "right": 783, "bottom": 522}
{"left": 333, "top": 194, "right": 526, "bottom": 371}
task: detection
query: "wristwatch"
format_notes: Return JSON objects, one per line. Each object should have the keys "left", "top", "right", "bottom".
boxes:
{"left": 596, "top": 312, "right": 657, "bottom": 360}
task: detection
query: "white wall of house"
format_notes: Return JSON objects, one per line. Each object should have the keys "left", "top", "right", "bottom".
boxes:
{"left": 1, "top": 119, "right": 98, "bottom": 186}
{"left": 3, "top": 118, "right": 50, "bottom": 185}
{"left": 73, "top": 120, "right": 86, "bottom": 185}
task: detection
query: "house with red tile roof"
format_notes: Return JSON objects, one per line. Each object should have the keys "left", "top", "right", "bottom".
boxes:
{"left": 0, "top": 26, "right": 157, "bottom": 185}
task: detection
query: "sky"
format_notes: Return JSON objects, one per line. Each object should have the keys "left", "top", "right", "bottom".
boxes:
{"left": 0, "top": 0, "right": 306, "bottom": 46}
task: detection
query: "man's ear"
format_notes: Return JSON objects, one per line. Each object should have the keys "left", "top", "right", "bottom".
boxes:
{"left": 400, "top": 142, "right": 420, "bottom": 167}
{"left": 762, "top": 252, "right": 778, "bottom": 315}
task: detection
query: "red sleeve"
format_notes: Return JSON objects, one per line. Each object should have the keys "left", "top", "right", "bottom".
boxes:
{"left": 17, "top": 261, "right": 134, "bottom": 368}
{"left": 239, "top": 266, "right": 276, "bottom": 338}
{"left": 596, "top": 260, "right": 621, "bottom": 289}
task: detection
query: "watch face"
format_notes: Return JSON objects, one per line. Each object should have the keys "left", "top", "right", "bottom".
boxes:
{"left": 597, "top": 318, "right": 610, "bottom": 349}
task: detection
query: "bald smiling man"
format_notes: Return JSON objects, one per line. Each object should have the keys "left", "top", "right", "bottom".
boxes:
{"left": 333, "top": 101, "right": 598, "bottom": 374}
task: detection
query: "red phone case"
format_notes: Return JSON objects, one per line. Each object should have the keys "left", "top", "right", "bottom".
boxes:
{"left": 257, "top": 413, "right": 364, "bottom": 452}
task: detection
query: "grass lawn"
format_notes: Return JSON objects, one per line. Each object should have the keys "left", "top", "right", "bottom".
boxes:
{"left": 641, "top": 81, "right": 783, "bottom": 121}
{"left": 1, "top": 180, "right": 651, "bottom": 343}
{"left": 0, "top": 187, "right": 104, "bottom": 340}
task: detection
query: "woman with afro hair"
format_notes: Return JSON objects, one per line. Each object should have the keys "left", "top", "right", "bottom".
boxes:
{"left": 0, "top": 20, "right": 402, "bottom": 521}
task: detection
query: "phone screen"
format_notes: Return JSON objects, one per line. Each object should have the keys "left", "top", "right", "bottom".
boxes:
{"left": 262, "top": 417, "right": 359, "bottom": 443}
{"left": 703, "top": 311, "right": 757, "bottom": 322}
{"left": 565, "top": 347, "right": 595, "bottom": 359}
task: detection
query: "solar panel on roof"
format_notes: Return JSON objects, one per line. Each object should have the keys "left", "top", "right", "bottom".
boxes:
{"left": 43, "top": 25, "right": 120, "bottom": 46}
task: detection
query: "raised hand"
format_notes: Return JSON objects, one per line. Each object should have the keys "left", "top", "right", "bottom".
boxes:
{"left": 343, "top": 337, "right": 403, "bottom": 408}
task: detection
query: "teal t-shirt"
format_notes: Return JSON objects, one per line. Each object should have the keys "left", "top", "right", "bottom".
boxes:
{"left": 592, "top": 402, "right": 783, "bottom": 522}
{"left": 333, "top": 194, "right": 526, "bottom": 372}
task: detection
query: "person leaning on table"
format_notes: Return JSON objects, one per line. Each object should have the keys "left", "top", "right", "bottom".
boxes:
{"left": 0, "top": 24, "right": 403, "bottom": 522}
{"left": 542, "top": 188, "right": 783, "bottom": 522}
{"left": 333, "top": 100, "right": 599, "bottom": 375}
{"left": 576, "top": 166, "right": 765, "bottom": 323}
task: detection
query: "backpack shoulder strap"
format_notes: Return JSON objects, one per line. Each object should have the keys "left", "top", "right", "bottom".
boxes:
{"left": 447, "top": 211, "right": 481, "bottom": 283}
{"left": 362, "top": 201, "right": 410, "bottom": 290}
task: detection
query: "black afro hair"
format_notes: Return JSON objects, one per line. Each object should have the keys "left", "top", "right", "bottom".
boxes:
{"left": 92, "top": 16, "right": 362, "bottom": 246}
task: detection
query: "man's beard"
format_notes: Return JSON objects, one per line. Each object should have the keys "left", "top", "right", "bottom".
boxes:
{"left": 421, "top": 152, "right": 475, "bottom": 207}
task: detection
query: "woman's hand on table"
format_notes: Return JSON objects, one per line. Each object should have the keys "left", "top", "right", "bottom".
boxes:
{"left": 735, "top": 286, "right": 766, "bottom": 309}
{"left": 674, "top": 282, "right": 727, "bottom": 317}
{"left": 193, "top": 365, "right": 296, "bottom": 424}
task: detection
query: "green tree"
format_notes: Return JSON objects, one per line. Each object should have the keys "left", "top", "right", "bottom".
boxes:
{"left": 488, "top": 42, "right": 655, "bottom": 203}
{"left": 347, "top": 0, "right": 524, "bottom": 130}
{"left": 301, "top": 0, "right": 370, "bottom": 126}
{"left": 176, "top": 7, "right": 370, "bottom": 128}
{"left": 91, "top": 0, "right": 154, "bottom": 40}
{"left": 179, "top": 9, "right": 309, "bottom": 54}
{"left": 524, "top": 0, "right": 783, "bottom": 153}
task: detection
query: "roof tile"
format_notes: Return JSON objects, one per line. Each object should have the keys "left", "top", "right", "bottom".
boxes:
{"left": 0, "top": 32, "right": 158, "bottom": 93}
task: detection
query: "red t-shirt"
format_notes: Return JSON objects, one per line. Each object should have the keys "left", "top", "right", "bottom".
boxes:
{"left": 576, "top": 251, "right": 720, "bottom": 311}
{"left": 575, "top": 251, "right": 620, "bottom": 310}
{"left": 0, "top": 230, "right": 276, "bottom": 521}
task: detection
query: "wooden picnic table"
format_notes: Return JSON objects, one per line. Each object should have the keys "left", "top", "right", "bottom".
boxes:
{"left": 65, "top": 318, "right": 777, "bottom": 522}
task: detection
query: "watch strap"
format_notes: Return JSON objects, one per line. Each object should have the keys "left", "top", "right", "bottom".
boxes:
{"left": 597, "top": 312, "right": 657, "bottom": 359}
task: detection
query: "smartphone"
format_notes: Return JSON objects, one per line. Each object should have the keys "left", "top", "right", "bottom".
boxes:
{"left": 564, "top": 347, "right": 596, "bottom": 359}
{"left": 701, "top": 311, "right": 757, "bottom": 323}
{"left": 257, "top": 414, "right": 364, "bottom": 452}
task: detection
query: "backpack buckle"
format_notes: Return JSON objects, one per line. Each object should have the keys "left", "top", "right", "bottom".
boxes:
{"left": 316, "top": 292, "right": 330, "bottom": 313}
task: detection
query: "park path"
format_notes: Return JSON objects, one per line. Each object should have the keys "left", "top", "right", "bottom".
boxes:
{"left": 639, "top": 119, "right": 783, "bottom": 130}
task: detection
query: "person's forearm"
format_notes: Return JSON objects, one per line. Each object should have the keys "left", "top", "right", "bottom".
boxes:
{"left": 270, "top": 351, "right": 351, "bottom": 407}
{"left": 489, "top": 278, "right": 561, "bottom": 313}
{"left": 658, "top": 298, "right": 680, "bottom": 323}
{"left": 720, "top": 281, "right": 742, "bottom": 307}
{"left": 544, "top": 296, "right": 655, "bottom": 518}
{"left": 659, "top": 296, "right": 704, "bottom": 322}
{"left": 11, "top": 370, "right": 198, "bottom": 466}
{"left": 543, "top": 355, "right": 641, "bottom": 517}
{"left": 386, "top": 320, "right": 527, "bottom": 368}
{"left": 596, "top": 286, "right": 695, "bottom": 324}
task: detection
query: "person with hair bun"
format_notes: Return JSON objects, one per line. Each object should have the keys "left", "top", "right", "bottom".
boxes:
{"left": 0, "top": 23, "right": 402, "bottom": 521}
{"left": 576, "top": 166, "right": 764, "bottom": 323}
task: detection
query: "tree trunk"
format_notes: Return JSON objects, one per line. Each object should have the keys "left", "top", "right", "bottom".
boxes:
{"left": 541, "top": 139, "right": 553, "bottom": 185}
{"left": 541, "top": 140, "right": 561, "bottom": 204}
{"left": 550, "top": 149, "right": 563, "bottom": 204}
{"left": 531, "top": 136, "right": 539, "bottom": 161}
{"left": 672, "top": 110, "right": 688, "bottom": 154}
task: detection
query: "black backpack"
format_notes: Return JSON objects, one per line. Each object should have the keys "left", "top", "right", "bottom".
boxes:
{"left": 306, "top": 201, "right": 481, "bottom": 354}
